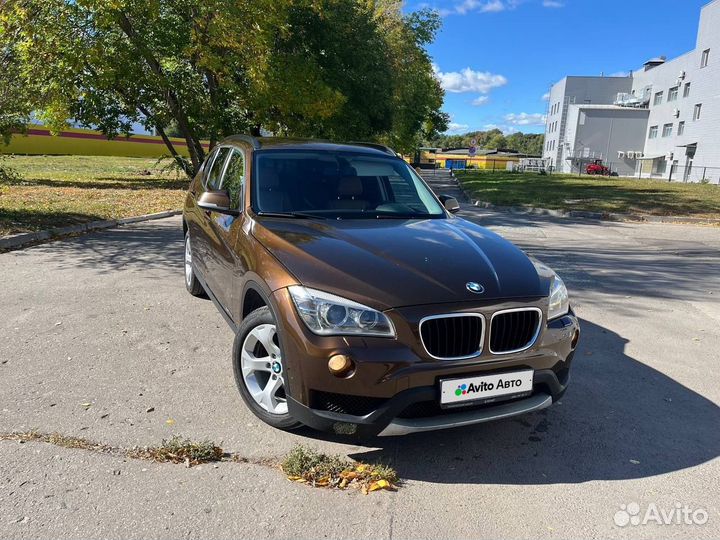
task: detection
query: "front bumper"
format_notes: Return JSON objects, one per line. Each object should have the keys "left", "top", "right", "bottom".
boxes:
{"left": 271, "top": 288, "right": 579, "bottom": 437}
{"left": 287, "top": 367, "right": 569, "bottom": 437}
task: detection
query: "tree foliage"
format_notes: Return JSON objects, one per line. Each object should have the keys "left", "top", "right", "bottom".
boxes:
{"left": 427, "top": 129, "right": 544, "bottom": 156}
{"left": 0, "top": 0, "right": 445, "bottom": 176}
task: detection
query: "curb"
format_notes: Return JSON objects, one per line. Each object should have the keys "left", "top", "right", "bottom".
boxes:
{"left": 448, "top": 174, "right": 720, "bottom": 226}
{"left": 0, "top": 210, "right": 181, "bottom": 252}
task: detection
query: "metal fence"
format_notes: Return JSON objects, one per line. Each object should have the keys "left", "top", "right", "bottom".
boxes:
{"left": 440, "top": 160, "right": 720, "bottom": 185}
{"left": 668, "top": 164, "right": 720, "bottom": 184}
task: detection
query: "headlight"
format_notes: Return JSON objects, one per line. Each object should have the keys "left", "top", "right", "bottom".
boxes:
{"left": 288, "top": 286, "right": 396, "bottom": 337}
{"left": 548, "top": 274, "right": 570, "bottom": 320}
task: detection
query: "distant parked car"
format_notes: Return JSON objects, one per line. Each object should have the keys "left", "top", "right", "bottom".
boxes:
{"left": 586, "top": 160, "right": 611, "bottom": 176}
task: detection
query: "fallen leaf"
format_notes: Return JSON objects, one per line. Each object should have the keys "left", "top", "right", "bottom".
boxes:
{"left": 165, "top": 418, "right": 175, "bottom": 426}
{"left": 81, "top": 402, "right": 92, "bottom": 409}
{"left": 368, "top": 479, "right": 393, "bottom": 492}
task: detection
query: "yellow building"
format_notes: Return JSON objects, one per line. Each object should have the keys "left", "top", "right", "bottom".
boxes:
{"left": 413, "top": 148, "right": 528, "bottom": 170}
{"left": 1, "top": 125, "right": 207, "bottom": 157}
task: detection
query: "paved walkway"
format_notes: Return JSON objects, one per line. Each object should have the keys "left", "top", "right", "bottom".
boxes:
{"left": 1, "top": 197, "right": 719, "bottom": 539}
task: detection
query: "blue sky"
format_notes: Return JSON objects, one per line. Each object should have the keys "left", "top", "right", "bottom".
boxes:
{"left": 408, "top": 0, "right": 709, "bottom": 135}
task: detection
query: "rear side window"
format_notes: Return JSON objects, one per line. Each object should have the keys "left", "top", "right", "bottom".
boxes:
{"left": 205, "top": 147, "right": 231, "bottom": 190}
{"left": 220, "top": 149, "right": 245, "bottom": 209}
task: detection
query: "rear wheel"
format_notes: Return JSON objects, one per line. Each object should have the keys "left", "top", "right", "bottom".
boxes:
{"left": 232, "top": 306, "right": 302, "bottom": 430}
{"left": 184, "top": 232, "right": 205, "bottom": 297}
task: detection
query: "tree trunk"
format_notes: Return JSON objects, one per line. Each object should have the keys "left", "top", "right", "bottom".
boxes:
{"left": 115, "top": 11, "right": 204, "bottom": 172}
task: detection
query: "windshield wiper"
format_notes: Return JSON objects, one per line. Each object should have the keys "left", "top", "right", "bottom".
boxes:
{"left": 256, "top": 211, "right": 327, "bottom": 220}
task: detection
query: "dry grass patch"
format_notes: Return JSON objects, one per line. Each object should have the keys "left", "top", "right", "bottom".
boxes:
{"left": 281, "top": 445, "right": 398, "bottom": 494}
{"left": 130, "top": 435, "right": 223, "bottom": 466}
{"left": 0, "top": 155, "right": 187, "bottom": 236}
{"left": 0, "top": 431, "right": 222, "bottom": 467}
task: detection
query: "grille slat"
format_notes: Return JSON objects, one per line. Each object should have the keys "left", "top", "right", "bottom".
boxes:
{"left": 420, "top": 315, "right": 484, "bottom": 359}
{"left": 490, "top": 308, "right": 541, "bottom": 354}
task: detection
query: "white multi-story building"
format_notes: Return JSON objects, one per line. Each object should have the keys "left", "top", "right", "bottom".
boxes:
{"left": 544, "top": 0, "right": 720, "bottom": 182}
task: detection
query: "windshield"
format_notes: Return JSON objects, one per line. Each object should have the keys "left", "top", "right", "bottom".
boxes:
{"left": 252, "top": 150, "right": 445, "bottom": 219}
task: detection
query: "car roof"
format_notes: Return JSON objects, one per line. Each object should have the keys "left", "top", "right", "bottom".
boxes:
{"left": 219, "top": 135, "right": 400, "bottom": 157}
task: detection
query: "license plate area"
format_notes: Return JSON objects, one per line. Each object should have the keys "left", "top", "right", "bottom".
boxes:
{"left": 439, "top": 369, "right": 534, "bottom": 408}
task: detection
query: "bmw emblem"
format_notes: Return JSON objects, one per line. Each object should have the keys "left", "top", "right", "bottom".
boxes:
{"left": 466, "top": 282, "right": 485, "bottom": 294}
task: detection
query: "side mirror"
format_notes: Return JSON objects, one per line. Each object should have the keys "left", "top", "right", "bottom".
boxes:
{"left": 197, "top": 190, "right": 239, "bottom": 216}
{"left": 439, "top": 194, "right": 460, "bottom": 214}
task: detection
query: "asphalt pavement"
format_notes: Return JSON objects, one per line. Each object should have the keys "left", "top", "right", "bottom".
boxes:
{"left": 1, "top": 198, "right": 719, "bottom": 539}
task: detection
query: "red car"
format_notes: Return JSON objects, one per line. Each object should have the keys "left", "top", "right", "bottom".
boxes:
{"left": 586, "top": 160, "right": 610, "bottom": 175}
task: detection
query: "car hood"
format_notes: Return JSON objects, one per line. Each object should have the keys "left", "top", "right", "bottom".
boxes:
{"left": 252, "top": 216, "right": 546, "bottom": 310}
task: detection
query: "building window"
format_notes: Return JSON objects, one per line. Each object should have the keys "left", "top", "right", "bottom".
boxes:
{"left": 653, "top": 91, "right": 664, "bottom": 106}
{"left": 693, "top": 103, "right": 702, "bottom": 121}
{"left": 678, "top": 121, "right": 685, "bottom": 135}
{"left": 649, "top": 125, "right": 658, "bottom": 139}
{"left": 653, "top": 158, "right": 667, "bottom": 175}
{"left": 701, "top": 48, "right": 710, "bottom": 68}
{"left": 668, "top": 86, "right": 679, "bottom": 101}
{"left": 662, "top": 123, "right": 673, "bottom": 137}
{"left": 683, "top": 83, "right": 691, "bottom": 98}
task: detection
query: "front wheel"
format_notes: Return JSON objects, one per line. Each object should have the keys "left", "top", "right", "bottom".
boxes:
{"left": 232, "top": 306, "right": 302, "bottom": 430}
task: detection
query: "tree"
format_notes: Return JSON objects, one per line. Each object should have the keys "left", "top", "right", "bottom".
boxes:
{"left": 427, "top": 129, "right": 544, "bottom": 155}
{"left": 0, "top": 0, "right": 446, "bottom": 176}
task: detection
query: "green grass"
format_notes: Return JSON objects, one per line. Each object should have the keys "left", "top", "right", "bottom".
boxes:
{"left": 456, "top": 170, "right": 720, "bottom": 219}
{"left": 0, "top": 155, "right": 188, "bottom": 236}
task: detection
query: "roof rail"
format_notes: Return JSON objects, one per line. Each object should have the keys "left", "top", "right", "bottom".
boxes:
{"left": 219, "top": 134, "right": 261, "bottom": 149}
{"left": 347, "top": 142, "right": 401, "bottom": 157}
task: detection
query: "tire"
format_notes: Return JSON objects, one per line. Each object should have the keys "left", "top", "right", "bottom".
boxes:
{"left": 232, "top": 306, "right": 302, "bottom": 430}
{"left": 184, "top": 232, "right": 205, "bottom": 297}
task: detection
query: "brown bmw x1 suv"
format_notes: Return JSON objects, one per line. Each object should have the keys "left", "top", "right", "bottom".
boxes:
{"left": 183, "top": 136, "right": 580, "bottom": 436}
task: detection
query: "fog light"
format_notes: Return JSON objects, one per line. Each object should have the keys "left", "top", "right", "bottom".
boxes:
{"left": 571, "top": 330, "right": 580, "bottom": 350}
{"left": 328, "top": 354, "right": 354, "bottom": 377}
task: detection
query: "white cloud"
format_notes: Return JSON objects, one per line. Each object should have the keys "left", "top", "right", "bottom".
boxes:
{"left": 541, "top": 92, "right": 550, "bottom": 102}
{"left": 433, "top": 65, "right": 508, "bottom": 94}
{"left": 608, "top": 70, "right": 631, "bottom": 77}
{"left": 471, "top": 95, "right": 489, "bottom": 106}
{"left": 446, "top": 122, "right": 470, "bottom": 134}
{"left": 483, "top": 123, "right": 519, "bottom": 134}
{"left": 504, "top": 112, "right": 547, "bottom": 126}
{"left": 441, "top": 0, "right": 519, "bottom": 16}
{"left": 542, "top": 0, "right": 564, "bottom": 7}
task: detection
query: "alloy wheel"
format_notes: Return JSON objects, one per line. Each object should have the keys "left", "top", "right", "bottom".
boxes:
{"left": 240, "top": 324, "right": 288, "bottom": 415}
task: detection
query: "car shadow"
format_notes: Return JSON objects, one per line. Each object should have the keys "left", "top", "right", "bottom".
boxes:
{"left": 19, "top": 216, "right": 184, "bottom": 276}
{"left": 301, "top": 317, "right": 720, "bottom": 485}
